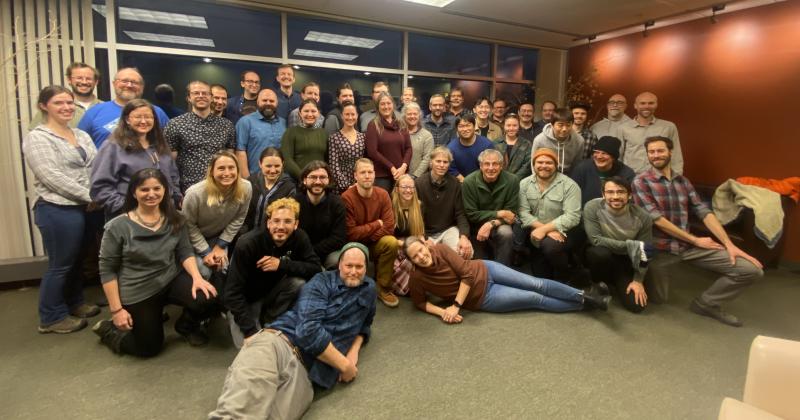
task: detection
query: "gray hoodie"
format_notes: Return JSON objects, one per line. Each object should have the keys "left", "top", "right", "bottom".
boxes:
{"left": 531, "top": 123, "right": 584, "bottom": 175}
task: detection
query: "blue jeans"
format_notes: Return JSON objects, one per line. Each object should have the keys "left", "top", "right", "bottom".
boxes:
{"left": 480, "top": 260, "right": 583, "bottom": 313}
{"left": 34, "top": 201, "right": 88, "bottom": 325}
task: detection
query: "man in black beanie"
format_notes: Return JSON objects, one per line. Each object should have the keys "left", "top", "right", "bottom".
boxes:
{"left": 569, "top": 136, "right": 636, "bottom": 207}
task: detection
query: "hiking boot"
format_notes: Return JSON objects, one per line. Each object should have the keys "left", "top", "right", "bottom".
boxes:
{"left": 378, "top": 289, "right": 400, "bottom": 308}
{"left": 92, "top": 319, "right": 125, "bottom": 353}
{"left": 38, "top": 316, "right": 87, "bottom": 334}
{"left": 70, "top": 303, "right": 101, "bottom": 319}
{"left": 582, "top": 287, "right": 611, "bottom": 311}
{"left": 690, "top": 299, "right": 742, "bottom": 327}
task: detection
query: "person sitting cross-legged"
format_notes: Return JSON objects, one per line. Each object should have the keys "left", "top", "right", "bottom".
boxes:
{"left": 404, "top": 237, "right": 610, "bottom": 324}
{"left": 209, "top": 243, "right": 377, "bottom": 420}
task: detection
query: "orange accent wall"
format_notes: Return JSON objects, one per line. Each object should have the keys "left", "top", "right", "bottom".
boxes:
{"left": 568, "top": 1, "right": 800, "bottom": 263}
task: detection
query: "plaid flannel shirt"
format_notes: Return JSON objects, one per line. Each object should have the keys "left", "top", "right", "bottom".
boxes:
{"left": 579, "top": 127, "right": 598, "bottom": 159}
{"left": 632, "top": 168, "right": 711, "bottom": 254}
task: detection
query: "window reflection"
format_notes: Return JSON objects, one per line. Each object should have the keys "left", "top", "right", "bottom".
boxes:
{"left": 496, "top": 45, "right": 538, "bottom": 81}
{"left": 408, "top": 33, "right": 491, "bottom": 76}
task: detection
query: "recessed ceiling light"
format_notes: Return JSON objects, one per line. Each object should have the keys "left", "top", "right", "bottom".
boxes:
{"left": 363, "top": 72, "right": 371, "bottom": 76}
{"left": 304, "top": 31, "right": 383, "bottom": 49}
{"left": 293, "top": 65, "right": 301, "bottom": 70}
{"left": 402, "top": 0, "right": 456, "bottom": 7}
{"left": 293, "top": 49, "right": 358, "bottom": 61}
{"left": 202, "top": 57, "right": 212, "bottom": 63}
{"left": 124, "top": 31, "right": 215, "bottom": 47}
{"left": 92, "top": 5, "right": 208, "bottom": 28}
{"left": 408, "top": 75, "right": 414, "bottom": 79}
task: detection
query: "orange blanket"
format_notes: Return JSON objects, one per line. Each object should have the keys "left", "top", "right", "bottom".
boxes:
{"left": 736, "top": 177, "right": 800, "bottom": 203}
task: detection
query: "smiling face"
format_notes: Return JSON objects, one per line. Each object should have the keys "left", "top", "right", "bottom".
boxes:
{"left": 635, "top": 92, "right": 658, "bottom": 119}
{"left": 429, "top": 96, "right": 445, "bottom": 119}
{"left": 457, "top": 120, "right": 475, "bottom": 141}
{"left": 479, "top": 152, "right": 502, "bottom": 183}
{"left": 341, "top": 104, "right": 358, "bottom": 129}
{"left": 592, "top": 150, "right": 614, "bottom": 171}
{"left": 607, "top": 94, "right": 627, "bottom": 119}
{"left": 338, "top": 248, "right": 367, "bottom": 287}
{"left": 378, "top": 96, "right": 395, "bottom": 120}
{"left": 134, "top": 176, "right": 165, "bottom": 209}
{"left": 267, "top": 207, "right": 298, "bottom": 246}
{"left": 257, "top": 89, "right": 278, "bottom": 117}
{"left": 41, "top": 92, "right": 76, "bottom": 125}
{"left": 430, "top": 152, "right": 451, "bottom": 179}
{"left": 303, "top": 167, "right": 329, "bottom": 197}
{"left": 259, "top": 155, "right": 283, "bottom": 183}
{"left": 113, "top": 68, "right": 144, "bottom": 102}
{"left": 212, "top": 156, "right": 238, "bottom": 189}
{"left": 406, "top": 241, "right": 433, "bottom": 268}
{"left": 541, "top": 102, "right": 556, "bottom": 122}
{"left": 503, "top": 117, "right": 519, "bottom": 139}
{"left": 126, "top": 106, "right": 155, "bottom": 137}
{"left": 338, "top": 88, "right": 354, "bottom": 104}
{"left": 68, "top": 67, "right": 97, "bottom": 97}
{"left": 533, "top": 155, "right": 556, "bottom": 181}
{"left": 276, "top": 67, "right": 294, "bottom": 89}
{"left": 187, "top": 82, "right": 211, "bottom": 112}
{"left": 401, "top": 87, "right": 415, "bottom": 105}
{"left": 551, "top": 120, "right": 572, "bottom": 141}
{"left": 396, "top": 177, "right": 415, "bottom": 202}
{"left": 404, "top": 107, "right": 420, "bottom": 129}
{"left": 474, "top": 100, "right": 490, "bottom": 120}
{"left": 646, "top": 140, "right": 672, "bottom": 170}
{"left": 241, "top": 72, "right": 261, "bottom": 96}
{"left": 300, "top": 102, "right": 320, "bottom": 126}
{"left": 211, "top": 86, "right": 228, "bottom": 113}
{"left": 518, "top": 103, "right": 534, "bottom": 124}
{"left": 572, "top": 108, "right": 588, "bottom": 126}
{"left": 492, "top": 100, "right": 507, "bottom": 121}
{"left": 602, "top": 180, "right": 630, "bottom": 210}
{"left": 449, "top": 90, "right": 464, "bottom": 109}
{"left": 301, "top": 85, "right": 320, "bottom": 103}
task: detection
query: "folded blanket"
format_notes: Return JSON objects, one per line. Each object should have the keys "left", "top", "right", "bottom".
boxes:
{"left": 713, "top": 179, "right": 784, "bottom": 248}
{"left": 736, "top": 176, "right": 800, "bottom": 203}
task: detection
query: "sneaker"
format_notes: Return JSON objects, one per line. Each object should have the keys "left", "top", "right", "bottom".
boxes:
{"left": 378, "top": 289, "right": 400, "bottom": 308}
{"left": 690, "top": 299, "right": 742, "bottom": 327}
{"left": 38, "top": 316, "right": 87, "bottom": 334}
{"left": 92, "top": 319, "right": 114, "bottom": 338}
{"left": 92, "top": 319, "right": 124, "bottom": 353}
{"left": 70, "top": 303, "right": 101, "bottom": 318}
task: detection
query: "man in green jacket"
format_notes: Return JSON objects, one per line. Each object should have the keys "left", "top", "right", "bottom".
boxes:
{"left": 462, "top": 149, "right": 519, "bottom": 266}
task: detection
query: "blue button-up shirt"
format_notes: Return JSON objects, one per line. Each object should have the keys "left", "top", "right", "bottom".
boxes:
{"left": 270, "top": 270, "right": 377, "bottom": 389}
{"left": 235, "top": 112, "right": 286, "bottom": 175}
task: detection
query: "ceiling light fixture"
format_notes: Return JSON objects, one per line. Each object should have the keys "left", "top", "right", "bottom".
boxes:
{"left": 711, "top": 4, "right": 726, "bottom": 24}
{"left": 643, "top": 20, "right": 655, "bottom": 38}
{"left": 408, "top": 75, "right": 414, "bottom": 79}
{"left": 304, "top": 31, "right": 383, "bottom": 49}
{"left": 402, "top": 0, "right": 456, "bottom": 7}
{"left": 123, "top": 31, "right": 215, "bottom": 47}
{"left": 363, "top": 71, "right": 371, "bottom": 76}
{"left": 92, "top": 5, "right": 208, "bottom": 28}
{"left": 202, "top": 57, "right": 212, "bottom": 63}
{"left": 293, "top": 65, "right": 301, "bottom": 70}
{"left": 293, "top": 49, "right": 358, "bottom": 61}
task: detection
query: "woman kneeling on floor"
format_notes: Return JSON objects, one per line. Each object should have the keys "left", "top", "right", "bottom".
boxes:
{"left": 93, "top": 168, "right": 218, "bottom": 357}
{"left": 404, "top": 236, "right": 610, "bottom": 323}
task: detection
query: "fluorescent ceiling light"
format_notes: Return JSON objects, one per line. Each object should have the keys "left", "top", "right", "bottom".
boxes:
{"left": 293, "top": 49, "right": 358, "bottom": 61}
{"left": 124, "top": 31, "right": 215, "bottom": 47}
{"left": 402, "top": 0, "right": 456, "bottom": 7}
{"left": 92, "top": 5, "right": 208, "bottom": 29}
{"left": 304, "top": 31, "right": 383, "bottom": 49}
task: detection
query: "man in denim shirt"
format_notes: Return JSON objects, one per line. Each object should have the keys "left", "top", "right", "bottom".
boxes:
{"left": 210, "top": 242, "right": 376, "bottom": 420}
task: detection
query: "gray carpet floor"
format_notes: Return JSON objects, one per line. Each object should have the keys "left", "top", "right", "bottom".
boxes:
{"left": 1, "top": 263, "right": 798, "bottom": 420}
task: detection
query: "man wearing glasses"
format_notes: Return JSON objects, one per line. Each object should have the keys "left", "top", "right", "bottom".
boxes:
{"left": 78, "top": 67, "right": 169, "bottom": 148}
{"left": 30, "top": 62, "right": 102, "bottom": 129}
{"left": 164, "top": 80, "right": 236, "bottom": 192}
{"left": 294, "top": 161, "right": 347, "bottom": 270}
{"left": 225, "top": 70, "right": 261, "bottom": 125}
{"left": 591, "top": 94, "right": 632, "bottom": 140}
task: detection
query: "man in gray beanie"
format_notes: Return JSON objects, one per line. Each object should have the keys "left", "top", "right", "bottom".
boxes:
{"left": 569, "top": 136, "right": 636, "bottom": 207}
{"left": 210, "top": 242, "right": 376, "bottom": 420}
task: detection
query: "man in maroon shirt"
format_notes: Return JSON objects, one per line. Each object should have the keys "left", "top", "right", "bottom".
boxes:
{"left": 341, "top": 158, "right": 400, "bottom": 307}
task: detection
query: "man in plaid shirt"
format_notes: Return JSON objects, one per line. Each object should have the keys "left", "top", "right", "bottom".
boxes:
{"left": 632, "top": 136, "right": 763, "bottom": 327}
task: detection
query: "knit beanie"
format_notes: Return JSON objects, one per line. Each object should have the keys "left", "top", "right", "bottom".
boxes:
{"left": 338, "top": 242, "right": 370, "bottom": 262}
{"left": 594, "top": 136, "right": 621, "bottom": 160}
{"left": 532, "top": 147, "right": 559, "bottom": 165}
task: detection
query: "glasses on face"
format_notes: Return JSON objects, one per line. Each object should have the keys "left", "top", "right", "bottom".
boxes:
{"left": 116, "top": 79, "right": 142, "bottom": 87}
{"left": 398, "top": 185, "right": 415, "bottom": 191}
{"left": 608, "top": 100, "right": 626, "bottom": 106}
{"left": 190, "top": 91, "right": 210, "bottom": 97}
{"left": 243, "top": 80, "right": 260, "bottom": 85}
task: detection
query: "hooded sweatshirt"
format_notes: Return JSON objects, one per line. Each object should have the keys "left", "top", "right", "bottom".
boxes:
{"left": 532, "top": 123, "right": 585, "bottom": 175}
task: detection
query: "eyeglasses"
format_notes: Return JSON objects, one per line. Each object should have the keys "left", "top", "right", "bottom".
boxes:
{"left": 116, "top": 78, "right": 142, "bottom": 87}
{"left": 397, "top": 185, "right": 415, "bottom": 190}
{"left": 608, "top": 101, "right": 626, "bottom": 106}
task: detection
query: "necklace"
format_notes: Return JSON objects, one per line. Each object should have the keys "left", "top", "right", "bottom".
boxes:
{"left": 132, "top": 209, "right": 163, "bottom": 229}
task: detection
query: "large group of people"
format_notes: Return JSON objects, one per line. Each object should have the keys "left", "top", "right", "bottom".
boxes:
{"left": 23, "top": 61, "right": 765, "bottom": 418}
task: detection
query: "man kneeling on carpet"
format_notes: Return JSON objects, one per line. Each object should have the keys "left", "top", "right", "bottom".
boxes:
{"left": 404, "top": 236, "right": 610, "bottom": 323}
{"left": 209, "top": 243, "right": 377, "bottom": 420}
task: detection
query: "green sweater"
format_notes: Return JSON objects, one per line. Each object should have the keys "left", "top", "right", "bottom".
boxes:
{"left": 583, "top": 197, "right": 652, "bottom": 280}
{"left": 462, "top": 170, "right": 519, "bottom": 229}
{"left": 280, "top": 126, "right": 328, "bottom": 179}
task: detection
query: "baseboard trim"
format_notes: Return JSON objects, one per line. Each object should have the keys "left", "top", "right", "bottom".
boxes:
{"left": 0, "top": 256, "right": 47, "bottom": 284}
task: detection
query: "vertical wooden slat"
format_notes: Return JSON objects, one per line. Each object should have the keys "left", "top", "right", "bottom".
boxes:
{"left": 70, "top": 0, "right": 82, "bottom": 62}
{"left": 21, "top": 0, "right": 37, "bottom": 130}
{"left": 36, "top": 0, "right": 50, "bottom": 86}
{"left": 48, "top": 0, "right": 62, "bottom": 85}
{"left": 106, "top": 0, "right": 118, "bottom": 94}
{"left": 59, "top": 0, "right": 71, "bottom": 65}
{"left": 81, "top": 0, "right": 96, "bottom": 67}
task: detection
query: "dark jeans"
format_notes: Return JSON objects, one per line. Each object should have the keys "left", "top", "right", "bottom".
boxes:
{"left": 120, "top": 271, "right": 216, "bottom": 357}
{"left": 374, "top": 176, "right": 394, "bottom": 192}
{"left": 585, "top": 246, "right": 646, "bottom": 313}
{"left": 33, "top": 201, "right": 88, "bottom": 325}
{"left": 472, "top": 224, "right": 514, "bottom": 267}
{"left": 529, "top": 226, "right": 585, "bottom": 284}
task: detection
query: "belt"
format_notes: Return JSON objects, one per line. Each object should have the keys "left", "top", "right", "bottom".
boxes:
{"left": 263, "top": 328, "right": 306, "bottom": 368}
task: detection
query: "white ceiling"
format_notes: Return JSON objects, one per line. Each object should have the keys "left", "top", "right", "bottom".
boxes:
{"left": 247, "top": 0, "right": 738, "bottom": 49}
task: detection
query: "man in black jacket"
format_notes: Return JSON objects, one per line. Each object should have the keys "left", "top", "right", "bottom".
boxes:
{"left": 295, "top": 161, "right": 348, "bottom": 269}
{"left": 224, "top": 197, "right": 321, "bottom": 348}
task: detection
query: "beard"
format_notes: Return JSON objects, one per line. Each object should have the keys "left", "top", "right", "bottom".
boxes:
{"left": 259, "top": 105, "right": 276, "bottom": 118}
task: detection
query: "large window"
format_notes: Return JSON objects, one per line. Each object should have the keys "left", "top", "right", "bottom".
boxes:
{"left": 288, "top": 16, "right": 402, "bottom": 69}
{"left": 496, "top": 46, "right": 538, "bottom": 81}
{"left": 408, "top": 33, "right": 491, "bottom": 76}
{"left": 409, "top": 77, "right": 490, "bottom": 113}
{"left": 291, "top": 66, "right": 402, "bottom": 115}
{"left": 495, "top": 82, "right": 536, "bottom": 112}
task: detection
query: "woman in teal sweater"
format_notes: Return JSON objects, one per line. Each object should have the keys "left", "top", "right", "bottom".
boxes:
{"left": 280, "top": 99, "right": 328, "bottom": 180}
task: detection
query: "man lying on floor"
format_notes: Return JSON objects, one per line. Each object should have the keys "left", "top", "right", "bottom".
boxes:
{"left": 209, "top": 242, "right": 377, "bottom": 420}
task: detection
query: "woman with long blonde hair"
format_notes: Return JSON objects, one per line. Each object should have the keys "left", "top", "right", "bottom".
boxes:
{"left": 181, "top": 150, "right": 252, "bottom": 279}
{"left": 390, "top": 174, "right": 424, "bottom": 295}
